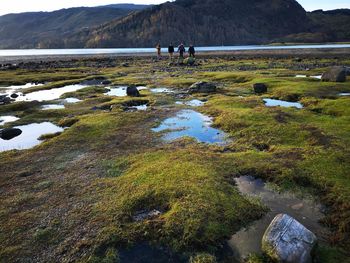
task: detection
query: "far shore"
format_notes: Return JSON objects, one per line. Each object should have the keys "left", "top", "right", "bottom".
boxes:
{"left": 0, "top": 47, "right": 349, "bottom": 64}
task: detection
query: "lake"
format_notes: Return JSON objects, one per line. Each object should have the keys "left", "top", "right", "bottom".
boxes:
{"left": 0, "top": 44, "right": 350, "bottom": 57}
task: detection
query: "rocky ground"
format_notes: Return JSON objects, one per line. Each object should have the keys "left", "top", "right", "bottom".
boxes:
{"left": 0, "top": 49, "right": 350, "bottom": 263}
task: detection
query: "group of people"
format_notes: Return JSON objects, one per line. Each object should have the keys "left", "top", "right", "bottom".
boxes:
{"left": 156, "top": 43, "right": 195, "bottom": 59}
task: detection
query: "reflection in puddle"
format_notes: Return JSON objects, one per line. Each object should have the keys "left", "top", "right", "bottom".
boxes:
{"left": 263, "top": 98, "right": 303, "bottom": 109}
{"left": 63, "top": 98, "right": 81, "bottom": 103}
{"left": 0, "top": 122, "right": 63, "bottom": 152}
{"left": 152, "top": 110, "right": 227, "bottom": 144}
{"left": 150, "top": 88, "right": 174, "bottom": 93}
{"left": 15, "top": 84, "right": 88, "bottom": 102}
{"left": 41, "top": 104, "right": 65, "bottom": 110}
{"left": 176, "top": 99, "right": 205, "bottom": 107}
{"left": 228, "top": 176, "right": 327, "bottom": 260}
{"left": 118, "top": 242, "right": 187, "bottom": 263}
{"left": 0, "top": 116, "right": 20, "bottom": 126}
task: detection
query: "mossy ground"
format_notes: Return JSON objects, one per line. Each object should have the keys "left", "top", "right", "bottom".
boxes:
{"left": 0, "top": 52, "right": 349, "bottom": 262}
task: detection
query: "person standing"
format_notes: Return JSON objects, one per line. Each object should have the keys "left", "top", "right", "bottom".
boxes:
{"left": 156, "top": 43, "right": 161, "bottom": 59}
{"left": 168, "top": 43, "right": 175, "bottom": 59}
{"left": 177, "top": 43, "right": 185, "bottom": 59}
{"left": 188, "top": 44, "right": 195, "bottom": 58}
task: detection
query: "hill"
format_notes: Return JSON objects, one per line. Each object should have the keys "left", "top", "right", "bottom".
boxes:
{"left": 0, "top": 4, "right": 150, "bottom": 49}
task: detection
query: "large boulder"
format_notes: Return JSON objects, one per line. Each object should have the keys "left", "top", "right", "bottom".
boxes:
{"left": 188, "top": 81, "right": 216, "bottom": 94}
{"left": 253, "top": 83, "right": 268, "bottom": 94}
{"left": 321, "top": 66, "right": 347, "bottom": 82}
{"left": 126, "top": 86, "right": 140, "bottom": 97}
{"left": 262, "top": 214, "right": 317, "bottom": 263}
{"left": 0, "top": 128, "right": 22, "bottom": 140}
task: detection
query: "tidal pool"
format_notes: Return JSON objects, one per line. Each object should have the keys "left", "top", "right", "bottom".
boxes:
{"left": 176, "top": 99, "right": 205, "bottom": 107}
{"left": 41, "top": 104, "right": 65, "bottom": 110}
{"left": 63, "top": 98, "right": 81, "bottom": 103}
{"left": 15, "top": 84, "right": 89, "bottom": 102}
{"left": 152, "top": 109, "right": 227, "bottom": 144}
{"left": 228, "top": 176, "right": 328, "bottom": 260}
{"left": 0, "top": 122, "right": 64, "bottom": 152}
{"left": 150, "top": 88, "right": 174, "bottom": 93}
{"left": 0, "top": 116, "right": 20, "bottom": 126}
{"left": 263, "top": 98, "right": 303, "bottom": 109}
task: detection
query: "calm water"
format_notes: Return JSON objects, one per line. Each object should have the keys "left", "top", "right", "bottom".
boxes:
{"left": 1, "top": 44, "right": 350, "bottom": 56}
{"left": 150, "top": 88, "right": 174, "bottom": 93}
{"left": 152, "top": 109, "right": 227, "bottom": 144}
{"left": 0, "top": 116, "right": 19, "bottom": 126}
{"left": 105, "top": 86, "right": 146, "bottom": 97}
{"left": 263, "top": 98, "right": 303, "bottom": 109}
{"left": 176, "top": 99, "right": 205, "bottom": 107}
{"left": 0, "top": 122, "right": 63, "bottom": 152}
{"left": 228, "top": 176, "right": 327, "bottom": 260}
{"left": 63, "top": 98, "right": 81, "bottom": 103}
{"left": 41, "top": 104, "right": 65, "bottom": 110}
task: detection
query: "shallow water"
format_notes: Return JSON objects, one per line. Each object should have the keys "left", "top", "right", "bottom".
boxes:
{"left": 228, "top": 176, "right": 328, "bottom": 260}
{"left": 0, "top": 122, "right": 63, "bottom": 152}
{"left": 105, "top": 86, "right": 145, "bottom": 97}
{"left": 311, "top": 75, "right": 322, "bottom": 80}
{"left": 263, "top": 98, "right": 303, "bottom": 109}
{"left": 295, "top": 74, "right": 307, "bottom": 78}
{"left": 176, "top": 99, "right": 205, "bottom": 107}
{"left": 150, "top": 88, "right": 174, "bottom": 93}
{"left": 0, "top": 116, "right": 19, "bottom": 126}
{"left": 41, "top": 104, "right": 65, "bottom": 110}
{"left": 131, "top": 105, "right": 148, "bottom": 111}
{"left": 15, "top": 84, "right": 88, "bottom": 102}
{"left": 0, "top": 83, "right": 43, "bottom": 94}
{"left": 152, "top": 109, "right": 227, "bottom": 144}
{"left": 339, "top": 93, "right": 350, "bottom": 96}
{"left": 63, "top": 97, "right": 81, "bottom": 103}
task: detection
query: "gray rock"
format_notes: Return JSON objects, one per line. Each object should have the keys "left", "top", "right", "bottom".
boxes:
{"left": 253, "top": 83, "right": 268, "bottom": 94}
{"left": 188, "top": 81, "right": 216, "bottom": 94}
{"left": 126, "top": 86, "right": 140, "bottom": 97}
{"left": 133, "top": 209, "right": 162, "bottom": 221}
{"left": 262, "top": 214, "right": 317, "bottom": 263}
{"left": 0, "top": 128, "right": 22, "bottom": 140}
{"left": 321, "top": 66, "right": 347, "bottom": 82}
{"left": 0, "top": 95, "right": 12, "bottom": 105}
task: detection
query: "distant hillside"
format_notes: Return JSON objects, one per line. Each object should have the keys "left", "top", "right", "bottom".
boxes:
{"left": 68, "top": 0, "right": 311, "bottom": 48}
{"left": 0, "top": 4, "right": 150, "bottom": 49}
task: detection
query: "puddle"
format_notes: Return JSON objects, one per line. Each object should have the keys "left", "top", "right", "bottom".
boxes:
{"left": 118, "top": 242, "right": 187, "bottom": 263}
{"left": 263, "top": 98, "right": 303, "bottom": 109}
{"left": 228, "top": 176, "right": 328, "bottom": 260}
{"left": 152, "top": 109, "right": 227, "bottom": 144}
{"left": 311, "top": 75, "right": 322, "bottom": 80}
{"left": 131, "top": 105, "right": 148, "bottom": 111}
{"left": 295, "top": 75, "right": 307, "bottom": 78}
{"left": 63, "top": 98, "right": 81, "bottom": 103}
{"left": 15, "top": 84, "right": 89, "bottom": 102}
{"left": 295, "top": 75, "right": 322, "bottom": 80}
{"left": 176, "top": 99, "right": 205, "bottom": 107}
{"left": 41, "top": 104, "right": 65, "bottom": 110}
{"left": 0, "top": 122, "right": 64, "bottom": 152}
{"left": 339, "top": 93, "right": 350, "bottom": 96}
{"left": 0, "top": 116, "right": 20, "bottom": 126}
{"left": 150, "top": 88, "right": 174, "bottom": 93}
{"left": 0, "top": 83, "right": 44, "bottom": 94}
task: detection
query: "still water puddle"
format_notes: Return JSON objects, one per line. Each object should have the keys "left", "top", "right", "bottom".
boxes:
{"left": 263, "top": 98, "right": 303, "bottom": 109}
{"left": 150, "top": 88, "right": 174, "bottom": 93}
{"left": 15, "top": 84, "right": 88, "bottom": 102}
{"left": 105, "top": 86, "right": 146, "bottom": 97}
{"left": 41, "top": 104, "right": 65, "bottom": 110}
{"left": 176, "top": 99, "right": 205, "bottom": 107}
{"left": 63, "top": 97, "right": 81, "bottom": 103}
{"left": 339, "top": 93, "right": 350, "bottom": 96}
{"left": 0, "top": 122, "right": 63, "bottom": 152}
{"left": 295, "top": 75, "right": 322, "bottom": 80}
{"left": 152, "top": 110, "right": 227, "bottom": 144}
{"left": 228, "top": 176, "right": 327, "bottom": 260}
{"left": 0, "top": 116, "right": 20, "bottom": 126}
{"left": 0, "top": 83, "right": 44, "bottom": 94}
{"left": 131, "top": 105, "right": 148, "bottom": 111}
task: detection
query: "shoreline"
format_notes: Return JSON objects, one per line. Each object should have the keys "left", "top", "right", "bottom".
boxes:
{"left": 0, "top": 47, "right": 350, "bottom": 64}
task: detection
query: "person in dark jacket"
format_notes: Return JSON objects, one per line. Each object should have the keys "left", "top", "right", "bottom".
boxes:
{"left": 168, "top": 43, "right": 175, "bottom": 59}
{"left": 177, "top": 43, "right": 185, "bottom": 59}
{"left": 188, "top": 44, "right": 195, "bottom": 58}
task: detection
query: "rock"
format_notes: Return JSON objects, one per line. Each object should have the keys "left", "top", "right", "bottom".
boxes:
{"left": 0, "top": 95, "right": 12, "bottom": 105}
{"left": 188, "top": 81, "right": 216, "bottom": 94}
{"left": 321, "top": 66, "right": 347, "bottom": 82}
{"left": 0, "top": 128, "right": 22, "bottom": 140}
{"left": 121, "top": 62, "right": 129, "bottom": 67}
{"left": 133, "top": 209, "right": 162, "bottom": 221}
{"left": 253, "top": 83, "right": 268, "bottom": 94}
{"left": 101, "top": 80, "right": 112, "bottom": 85}
{"left": 126, "top": 86, "right": 140, "bottom": 97}
{"left": 184, "top": 57, "right": 196, "bottom": 66}
{"left": 262, "top": 214, "right": 317, "bottom": 263}
{"left": 10, "top": 93, "right": 19, "bottom": 98}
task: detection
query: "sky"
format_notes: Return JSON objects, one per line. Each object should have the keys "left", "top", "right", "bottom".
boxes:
{"left": 0, "top": 0, "right": 349, "bottom": 16}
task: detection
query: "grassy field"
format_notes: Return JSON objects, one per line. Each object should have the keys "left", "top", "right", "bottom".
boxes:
{"left": 0, "top": 52, "right": 349, "bottom": 262}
